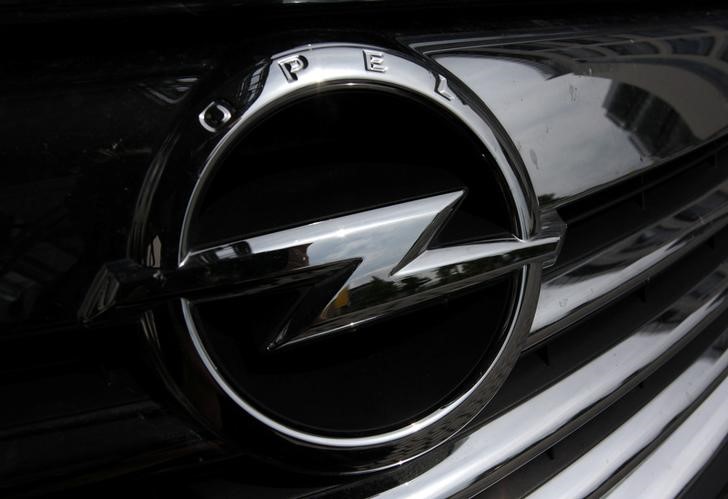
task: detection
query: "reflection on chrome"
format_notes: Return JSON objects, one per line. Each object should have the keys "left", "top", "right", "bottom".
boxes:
{"left": 184, "top": 191, "right": 560, "bottom": 350}
{"left": 530, "top": 176, "right": 728, "bottom": 345}
{"left": 606, "top": 356, "right": 728, "bottom": 498}
{"left": 528, "top": 330, "right": 728, "bottom": 499}
{"left": 418, "top": 25, "right": 728, "bottom": 206}
{"left": 377, "top": 261, "right": 728, "bottom": 499}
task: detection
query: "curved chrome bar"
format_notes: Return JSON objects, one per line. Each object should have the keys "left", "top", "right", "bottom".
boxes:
{"left": 605, "top": 364, "right": 728, "bottom": 498}
{"left": 527, "top": 329, "right": 728, "bottom": 499}
{"left": 529, "top": 175, "right": 728, "bottom": 346}
{"left": 377, "top": 260, "right": 728, "bottom": 499}
{"left": 416, "top": 25, "right": 728, "bottom": 207}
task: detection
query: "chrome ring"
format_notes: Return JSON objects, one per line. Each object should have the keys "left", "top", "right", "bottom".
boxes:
{"left": 176, "top": 44, "right": 538, "bottom": 451}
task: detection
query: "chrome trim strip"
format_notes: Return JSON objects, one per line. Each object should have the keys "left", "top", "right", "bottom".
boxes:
{"left": 529, "top": 175, "right": 728, "bottom": 346}
{"left": 377, "top": 261, "right": 728, "bottom": 498}
{"left": 606, "top": 365, "right": 728, "bottom": 498}
{"left": 417, "top": 25, "right": 728, "bottom": 207}
{"left": 527, "top": 330, "right": 728, "bottom": 499}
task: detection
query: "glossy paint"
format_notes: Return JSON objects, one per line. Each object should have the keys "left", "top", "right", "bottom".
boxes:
{"left": 530, "top": 158, "right": 728, "bottom": 345}
{"left": 414, "top": 25, "right": 728, "bottom": 207}
{"left": 1, "top": 11, "right": 728, "bottom": 496}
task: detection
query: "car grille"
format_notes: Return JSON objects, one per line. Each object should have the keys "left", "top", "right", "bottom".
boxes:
{"left": 347, "top": 140, "right": 728, "bottom": 498}
{"left": 2, "top": 9, "right": 728, "bottom": 498}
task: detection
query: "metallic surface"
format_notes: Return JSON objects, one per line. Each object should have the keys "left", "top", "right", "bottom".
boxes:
{"left": 182, "top": 190, "right": 560, "bottom": 350}
{"left": 527, "top": 330, "right": 728, "bottom": 499}
{"left": 198, "top": 101, "right": 233, "bottom": 132}
{"left": 606, "top": 363, "right": 728, "bottom": 498}
{"left": 414, "top": 25, "right": 728, "bottom": 207}
{"left": 530, "top": 168, "right": 728, "bottom": 345}
{"left": 377, "top": 260, "right": 728, "bottom": 498}
{"left": 3, "top": 11, "right": 728, "bottom": 494}
{"left": 167, "top": 44, "right": 547, "bottom": 456}
{"left": 177, "top": 43, "right": 539, "bottom": 263}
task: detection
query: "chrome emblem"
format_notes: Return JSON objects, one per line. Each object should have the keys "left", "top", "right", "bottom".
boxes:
{"left": 97, "top": 43, "right": 566, "bottom": 470}
{"left": 185, "top": 190, "right": 558, "bottom": 351}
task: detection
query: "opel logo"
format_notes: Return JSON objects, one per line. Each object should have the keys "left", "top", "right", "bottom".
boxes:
{"left": 86, "top": 43, "right": 564, "bottom": 472}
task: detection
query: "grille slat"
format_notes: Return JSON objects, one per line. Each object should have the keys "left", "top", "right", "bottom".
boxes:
{"left": 375, "top": 247, "right": 728, "bottom": 498}
{"left": 530, "top": 145, "right": 728, "bottom": 347}
{"left": 524, "top": 329, "right": 728, "bottom": 499}
{"left": 605, "top": 367, "right": 728, "bottom": 498}
{"left": 474, "top": 306, "right": 728, "bottom": 499}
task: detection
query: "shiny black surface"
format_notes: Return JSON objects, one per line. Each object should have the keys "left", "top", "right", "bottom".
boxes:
{"left": 1, "top": 0, "right": 719, "bottom": 25}
{"left": 0, "top": 34, "right": 223, "bottom": 496}
{"left": 2, "top": 6, "right": 728, "bottom": 497}
{"left": 0, "top": 53, "right": 208, "bottom": 335}
{"left": 8, "top": 17, "right": 728, "bottom": 336}
{"left": 416, "top": 23, "right": 728, "bottom": 207}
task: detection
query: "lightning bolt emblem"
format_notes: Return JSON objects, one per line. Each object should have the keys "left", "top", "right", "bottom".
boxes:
{"left": 184, "top": 190, "right": 561, "bottom": 351}
{"left": 80, "top": 191, "right": 562, "bottom": 353}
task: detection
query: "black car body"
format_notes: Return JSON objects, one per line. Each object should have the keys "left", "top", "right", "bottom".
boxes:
{"left": 2, "top": 1, "right": 728, "bottom": 497}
